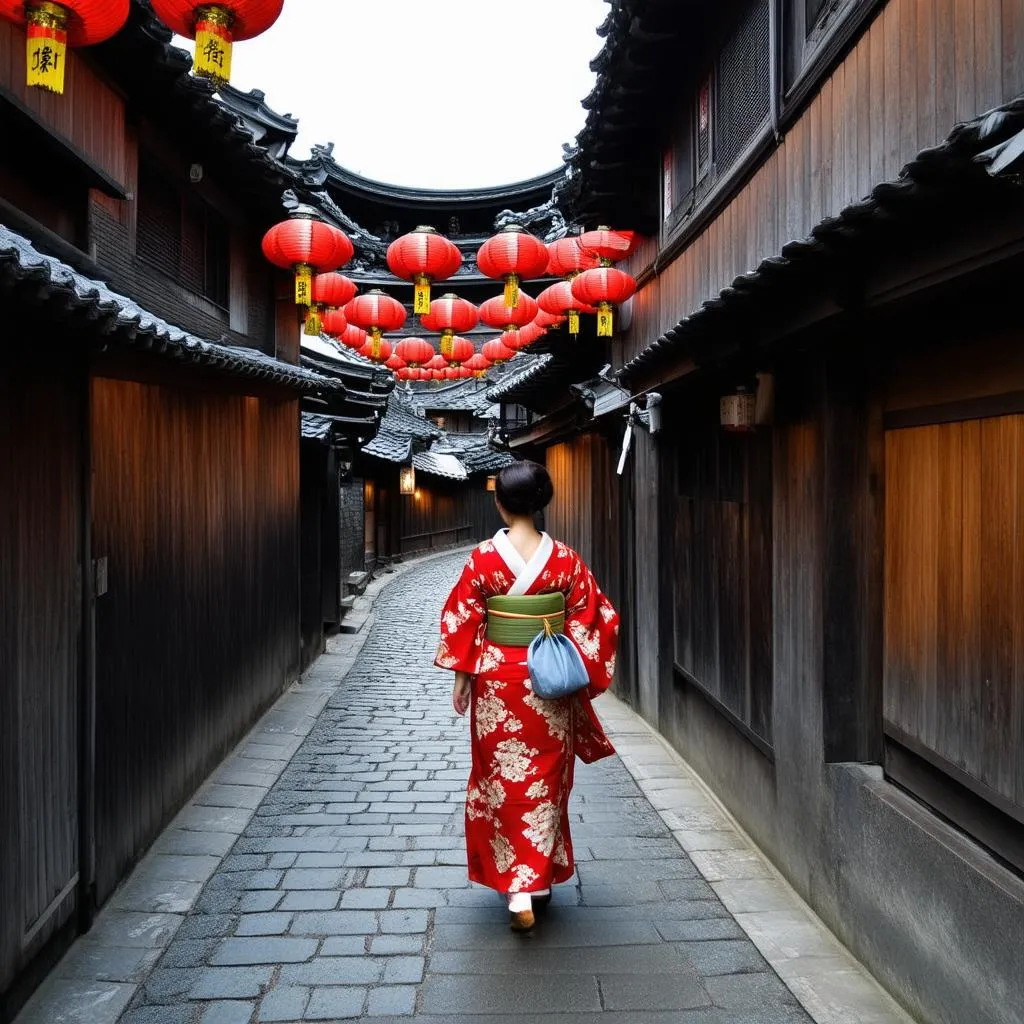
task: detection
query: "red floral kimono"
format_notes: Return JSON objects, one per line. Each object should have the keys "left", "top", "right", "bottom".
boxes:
{"left": 434, "top": 531, "right": 619, "bottom": 894}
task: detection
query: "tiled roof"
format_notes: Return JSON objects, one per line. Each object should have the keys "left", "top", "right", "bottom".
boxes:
{"left": 433, "top": 434, "right": 517, "bottom": 475}
{"left": 486, "top": 354, "right": 554, "bottom": 401}
{"left": 621, "top": 94, "right": 1024, "bottom": 384}
{"left": 301, "top": 413, "right": 334, "bottom": 442}
{"left": 412, "top": 451, "right": 469, "bottom": 481}
{"left": 0, "top": 224, "right": 340, "bottom": 394}
{"left": 408, "top": 377, "right": 496, "bottom": 414}
{"left": 361, "top": 394, "right": 442, "bottom": 463}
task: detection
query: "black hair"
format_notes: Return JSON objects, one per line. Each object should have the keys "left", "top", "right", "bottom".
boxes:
{"left": 495, "top": 460, "right": 554, "bottom": 516}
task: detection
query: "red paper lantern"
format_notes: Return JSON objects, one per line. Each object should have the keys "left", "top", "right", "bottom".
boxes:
{"left": 395, "top": 337, "right": 435, "bottom": 368}
{"left": 479, "top": 292, "right": 538, "bottom": 331}
{"left": 320, "top": 309, "right": 348, "bottom": 337}
{"left": 463, "top": 352, "right": 491, "bottom": 377}
{"left": 571, "top": 267, "right": 637, "bottom": 338}
{"left": 150, "top": 0, "right": 283, "bottom": 86}
{"left": 303, "top": 273, "right": 357, "bottom": 336}
{"left": 535, "top": 309, "right": 567, "bottom": 330}
{"left": 424, "top": 354, "right": 449, "bottom": 373}
{"left": 517, "top": 321, "right": 547, "bottom": 347}
{"left": 340, "top": 324, "right": 368, "bottom": 350}
{"left": 419, "top": 293, "right": 478, "bottom": 359}
{"left": 537, "top": 280, "right": 596, "bottom": 337}
{"left": 482, "top": 338, "right": 515, "bottom": 365}
{"left": 446, "top": 336, "right": 475, "bottom": 367}
{"left": 344, "top": 289, "right": 407, "bottom": 360}
{"left": 386, "top": 353, "right": 407, "bottom": 372}
{"left": 359, "top": 338, "right": 393, "bottom": 364}
{"left": 476, "top": 226, "right": 549, "bottom": 308}
{"left": 0, "top": 0, "right": 129, "bottom": 94}
{"left": 386, "top": 227, "right": 462, "bottom": 315}
{"left": 262, "top": 210, "right": 354, "bottom": 306}
{"left": 547, "top": 236, "right": 599, "bottom": 278}
{"left": 579, "top": 227, "right": 640, "bottom": 264}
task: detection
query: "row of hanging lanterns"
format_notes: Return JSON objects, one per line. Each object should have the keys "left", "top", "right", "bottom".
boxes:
{"left": 1, "top": 0, "right": 284, "bottom": 95}
{"left": 259, "top": 207, "right": 640, "bottom": 377}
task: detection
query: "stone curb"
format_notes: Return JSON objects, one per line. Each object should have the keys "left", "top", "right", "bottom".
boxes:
{"left": 13, "top": 545, "right": 475, "bottom": 1024}
{"left": 594, "top": 692, "right": 915, "bottom": 1024}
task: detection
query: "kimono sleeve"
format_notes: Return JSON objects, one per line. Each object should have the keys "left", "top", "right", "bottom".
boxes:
{"left": 434, "top": 551, "right": 487, "bottom": 674}
{"left": 564, "top": 551, "right": 620, "bottom": 697}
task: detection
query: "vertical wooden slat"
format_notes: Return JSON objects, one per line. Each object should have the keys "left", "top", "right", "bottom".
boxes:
{"left": 953, "top": 0, "right": 977, "bottom": 123}
{"left": 973, "top": 0, "right": 1002, "bottom": 113}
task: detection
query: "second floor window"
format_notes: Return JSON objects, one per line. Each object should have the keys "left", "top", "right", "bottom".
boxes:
{"left": 137, "top": 161, "right": 229, "bottom": 308}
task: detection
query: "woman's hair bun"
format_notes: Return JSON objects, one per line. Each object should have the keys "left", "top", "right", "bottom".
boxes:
{"left": 495, "top": 461, "right": 554, "bottom": 516}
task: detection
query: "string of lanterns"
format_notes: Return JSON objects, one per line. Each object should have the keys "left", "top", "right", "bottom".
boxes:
{"left": 258, "top": 209, "right": 638, "bottom": 379}
{"left": 1, "top": 0, "right": 285, "bottom": 95}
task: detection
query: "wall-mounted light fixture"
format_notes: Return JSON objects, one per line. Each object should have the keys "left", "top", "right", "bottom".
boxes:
{"left": 486, "top": 475, "right": 497, "bottom": 492}
{"left": 399, "top": 466, "right": 416, "bottom": 495}
{"left": 720, "top": 385, "right": 756, "bottom": 433}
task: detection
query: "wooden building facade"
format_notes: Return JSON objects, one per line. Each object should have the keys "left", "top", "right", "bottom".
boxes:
{"left": 499, "top": 2, "right": 1024, "bottom": 1022}
{"left": 0, "top": 7, "right": 376, "bottom": 1017}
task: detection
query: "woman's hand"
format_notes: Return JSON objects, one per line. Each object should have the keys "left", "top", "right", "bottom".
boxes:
{"left": 452, "top": 672, "right": 472, "bottom": 716}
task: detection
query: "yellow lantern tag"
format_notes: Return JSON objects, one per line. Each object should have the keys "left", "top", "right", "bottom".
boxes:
{"left": 440, "top": 331, "right": 453, "bottom": 359}
{"left": 294, "top": 264, "right": 313, "bottom": 306}
{"left": 371, "top": 329, "right": 383, "bottom": 360}
{"left": 194, "top": 6, "right": 233, "bottom": 85}
{"left": 503, "top": 274, "right": 519, "bottom": 309}
{"left": 26, "top": 3, "right": 68, "bottom": 95}
{"left": 597, "top": 303, "right": 614, "bottom": 337}
{"left": 304, "top": 307, "right": 322, "bottom": 336}
{"left": 569, "top": 311, "right": 580, "bottom": 336}
{"left": 414, "top": 275, "right": 431, "bottom": 315}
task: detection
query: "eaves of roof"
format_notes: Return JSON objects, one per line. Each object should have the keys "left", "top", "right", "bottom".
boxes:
{"left": 0, "top": 223, "right": 339, "bottom": 395}
{"left": 620, "top": 95, "right": 1024, "bottom": 388}
{"left": 412, "top": 451, "right": 469, "bottom": 481}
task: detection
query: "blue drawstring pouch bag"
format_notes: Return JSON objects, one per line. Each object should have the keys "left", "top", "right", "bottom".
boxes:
{"left": 528, "top": 622, "right": 590, "bottom": 700}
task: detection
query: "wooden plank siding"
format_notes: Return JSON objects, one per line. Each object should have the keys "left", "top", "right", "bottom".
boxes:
{"left": 0, "top": 336, "right": 85, "bottom": 998}
{"left": 399, "top": 480, "right": 501, "bottom": 556}
{"left": 89, "top": 378, "right": 300, "bottom": 902}
{"left": 884, "top": 416, "right": 1024, "bottom": 812}
{"left": 623, "top": 0, "right": 1024, "bottom": 366}
{"left": 0, "top": 22, "right": 128, "bottom": 186}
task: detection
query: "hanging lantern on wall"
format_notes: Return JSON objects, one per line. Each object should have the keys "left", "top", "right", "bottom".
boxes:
{"left": 481, "top": 337, "right": 515, "bottom": 365}
{"left": 386, "top": 227, "right": 462, "bottom": 315}
{"left": 537, "top": 280, "right": 596, "bottom": 337}
{"left": 262, "top": 209, "right": 354, "bottom": 307}
{"left": 395, "top": 337, "right": 434, "bottom": 368}
{"left": 486, "top": 474, "right": 497, "bottom": 492}
{"left": 476, "top": 226, "right": 549, "bottom": 309}
{"left": 305, "top": 272, "right": 357, "bottom": 336}
{"left": 571, "top": 266, "right": 637, "bottom": 338}
{"left": 150, "top": 0, "right": 283, "bottom": 86}
{"left": 419, "top": 293, "right": 478, "bottom": 359}
{"left": 720, "top": 385, "right": 756, "bottom": 433}
{"left": 0, "top": 0, "right": 130, "bottom": 95}
{"left": 344, "top": 289, "right": 407, "bottom": 360}
{"left": 399, "top": 465, "right": 416, "bottom": 495}
{"left": 464, "top": 352, "right": 492, "bottom": 378}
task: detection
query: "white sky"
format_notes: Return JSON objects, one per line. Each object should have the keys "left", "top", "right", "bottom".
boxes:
{"left": 177, "top": 0, "right": 607, "bottom": 188}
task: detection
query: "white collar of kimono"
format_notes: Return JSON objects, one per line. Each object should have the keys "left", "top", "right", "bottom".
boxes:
{"left": 492, "top": 529, "right": 553, "bottom": 596}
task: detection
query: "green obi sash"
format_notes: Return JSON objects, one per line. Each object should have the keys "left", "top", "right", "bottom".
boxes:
{"left": 486, "top": 592, "right": 565, "bottom": 646}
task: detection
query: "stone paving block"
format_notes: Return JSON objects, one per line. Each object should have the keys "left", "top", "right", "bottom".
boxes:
{"left": 366, "top": 985, "right": 417, "bottom": 1016}
{"left": 278, "top": 890, "right": 338, "bottom": 911}
{"left": 238, "top": 871, "right": 284, "bottom": 892}
{"left": 679, "top": 939, "right": 769, "bottom": 975}
{"left": 339, "top": 887, "right": 391, "bottom": 909}
{"left": 13, "top": 979, "right": 137, "bottom": 1024}
{"left": 157, "top": 939, "right": 221, "bottom": 969}
{"left": 364, "top": 867, "right": 411, "bottom": 887}
{"left": 211, "top": 938, "right": 317, "bottom": 966}
{"left": 120, "top": 1007, "right": 197, "bottom": 1024}
{"left": 381, "top": 955, "right": 425, "bottom": 984}
{"left": 199, "top": 1001, "right": 255, "bottom": 1024}
{"left": 391, "top": 887, "right": 447, "bottom": 908}
{"left": 111, "top": 878, "right": 205, "bottom": 915}
{"left": 197, "top": 784, "right": 266, "bottom": 810}
{"left": 142, "top": 968, "right": 203, "bottom": 1003}
{"left": 368, "top": 934, "right": 425, "bottom": 955}
{"left": 412, "top": 866, "right": 468, "bottom": 888}
{"left": 280, "top": 867, "right": 344, "bottom": 890}
{"left": 154, "top": 830, "right": 239, "bottom": 858}
{"left": 292, "top": 852, "right": 349, "bottom": 868}
{"left": 320, "top": 936, "right": 368, "bottom": 957}
{"left": 189, "top": 967, "right": 273, "bottom": 1000}
{"left": 288, "top": 910, "right": 377, "bottom": 936}
{"left": 234, "top": 913, "right": 293, "bottom": 936}
{"left": 175, "top": 915, "right": 236, "bottom": 941}
{"left": 378, "top": 909, "right": 429, "bottom": 933}
{"left": 655, "top": 918, "right": 746, "bottom": 942}
{"left": 419, "top": 973, "right": 602, "bottom": 1015}
{"left": 706, "top": 970, "right": 801, "bottom": 1008}
{"left": 599, "top": 969, "right": 713, "bottom": 1011}
{"left": 279, "top": 956, "right": 384, "bottom": 987}
{"left": 304, "top": 986, "right": 366, "bottom": 1020}
{"left": 54, "top": 941, "right": 163, "bottom": 983}
{"left": 256, "top": 985, "right": 309, "bottom": 1022}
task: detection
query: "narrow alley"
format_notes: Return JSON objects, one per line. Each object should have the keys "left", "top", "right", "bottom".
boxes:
{"left": 18, "top": 551, "right": 908, "bottom": 1024}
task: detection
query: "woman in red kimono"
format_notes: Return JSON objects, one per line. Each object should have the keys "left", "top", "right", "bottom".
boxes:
{"left": 434, "top": 461, "right": 619, "bottom": 931}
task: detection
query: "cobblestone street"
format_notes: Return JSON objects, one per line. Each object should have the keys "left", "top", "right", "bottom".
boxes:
{"left": 20, "top": 551, "right": 910, "bottom": 1024}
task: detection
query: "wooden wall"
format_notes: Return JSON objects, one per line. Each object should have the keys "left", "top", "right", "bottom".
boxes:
{"left": 0, "top": 23, "right": 128, "bottom": 186}
{"left": 399, "top": 478, "right": 500, "bottom": 555}
{"left": 0, "top": 339, "right": 84, "bottom": 1006}
{"left": 623, "top": 0, "right": 1024, "bottom": 363}
{"left": 90, "top": 378, "right": 300, "bottom": 902}
{"left": 884, "top": 415, "right": 1024, "bottom": 814}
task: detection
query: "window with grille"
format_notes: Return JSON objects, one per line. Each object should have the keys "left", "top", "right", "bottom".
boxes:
{"left": 714, "top": 0, "right": 771, "bottom": 176}
{"left": 137, "top": 161, "right": 230, "bottom": 308}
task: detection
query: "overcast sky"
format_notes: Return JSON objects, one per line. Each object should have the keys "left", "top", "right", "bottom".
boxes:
{"left": 177, "top": 0, "right": 606, "bottom": 188}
